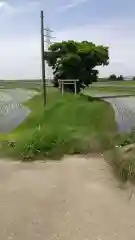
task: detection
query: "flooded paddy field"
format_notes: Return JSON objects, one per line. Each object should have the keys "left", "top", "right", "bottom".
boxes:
{"left": 0, "top": 89, "right": 37, "bottom": 133}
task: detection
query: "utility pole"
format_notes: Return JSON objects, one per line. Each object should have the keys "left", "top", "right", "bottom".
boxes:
{"left": 40, "top": 11, "right": 55, "bottom": 105}
{"left": 41, "top": 10, "right": 46, "bottom": 106}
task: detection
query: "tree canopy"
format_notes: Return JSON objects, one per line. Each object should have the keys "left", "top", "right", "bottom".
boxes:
{"left": 117, "top": 75, "right": 124, "bottom": 81}
{"left": 45, "top": 40, "right": 109, "bottom": 93}
{"left": 108, "top": 74, "right": 124, "bottom": 81}
{"left": 108, "top": 74, "right": 117, "bottom": 81}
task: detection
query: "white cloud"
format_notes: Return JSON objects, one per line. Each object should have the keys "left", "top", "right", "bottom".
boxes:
{"left": 0, "top": 14, "right": 135, "bottom": 79}
{"left": 0, "top": 1, "right": 4, "bottom": 8}
{"left": 55, "top": 21, "right": 135, "bottom": 77}
{"left": 58, "top": 0, "right": 89, "bottom": 12}
{"left": 0, "top": 0, "right": 40, "bottom": 15}
{"left": 0, "top": 37, "right": 41, "bottom": 80}
{"left": 0, "top": 1, "right": 12, "bottom": 12}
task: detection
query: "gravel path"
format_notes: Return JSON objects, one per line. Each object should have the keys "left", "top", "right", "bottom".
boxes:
{"left": 0, "top": 156, "right": 135, "bottom": 240}
{"left": 0, "top": 89, "right": 37, "bottom": 133}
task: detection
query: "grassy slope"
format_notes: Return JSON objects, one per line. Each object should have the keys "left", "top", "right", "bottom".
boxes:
{"left": 105, "top": 132, "right": 135, "bottom": 183}
{"left": 0, "top": 88, "right": 116, "bottom": 160}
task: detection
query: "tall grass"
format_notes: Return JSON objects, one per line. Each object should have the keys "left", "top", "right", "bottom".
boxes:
{"left": 106, "top": 131, "right": 135, "bottom": 182}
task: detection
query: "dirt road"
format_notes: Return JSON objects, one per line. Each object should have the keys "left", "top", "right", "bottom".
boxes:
{"left": 0, "top": 156, "right": 135, "bottom": 240}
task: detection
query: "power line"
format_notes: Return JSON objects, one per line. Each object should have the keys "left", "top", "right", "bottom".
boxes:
{"left": 44, "top": 26, "right": 56, "bottom": 49}
{"left": 44, "top": 26, "right": 55, "bottom": 85}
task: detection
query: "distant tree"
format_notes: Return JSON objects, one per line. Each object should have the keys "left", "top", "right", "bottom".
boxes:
{"left": 117, "top": 75, "right": 124, "bottom": 81}
{"left": 45, "top": 40, "right": 109, "bottom": 93}
{"left": 132, "top": 76, "right": 135, "bottom": 81}
{"left": 108, "top": 74, "right": 124, "bottom": 81}
{"left": 108, "top": 74, "right": 117, "bottom": 81}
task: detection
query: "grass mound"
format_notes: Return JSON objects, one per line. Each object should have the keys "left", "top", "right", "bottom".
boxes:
{"left": 0, "top": 88, "right": 116, "bottom": 160}
{"left": 107, "top": 145, "right": 135, "bottom": 183}
{"left": 106, "top": 131, "right": 135, "bottom": 182}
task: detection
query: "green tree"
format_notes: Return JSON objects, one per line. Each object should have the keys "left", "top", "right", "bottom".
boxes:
{"left": 45, "top": 40, "right": 109, "bottom": 93}
{"left": 117, "top": 75, "right": 124, "bottom": 81}
{"left": 108, "top": 74, "right": 117, "bottom": 81}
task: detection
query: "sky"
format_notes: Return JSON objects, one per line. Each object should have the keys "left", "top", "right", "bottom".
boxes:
{"left": 0, "top": 0, "right": 135, "bottom": 79}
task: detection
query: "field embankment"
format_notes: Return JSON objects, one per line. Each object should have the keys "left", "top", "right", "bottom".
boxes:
{"left": 0, "top": 88, "right": 116, "bottom": 160}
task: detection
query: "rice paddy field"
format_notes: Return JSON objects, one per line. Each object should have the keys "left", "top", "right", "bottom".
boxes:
{"left": 1, "top": 80, "right": 135, "bottom": 134}
{"left": 0, "top": 88, "right": 38, "bottom": 133}
{"left": 84, "top": 82, "right": 135, "bottom": 133}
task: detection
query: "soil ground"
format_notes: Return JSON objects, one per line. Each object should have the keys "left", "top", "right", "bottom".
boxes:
{"left": 0, "top": 156, "right": 135, "bottom": 239}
